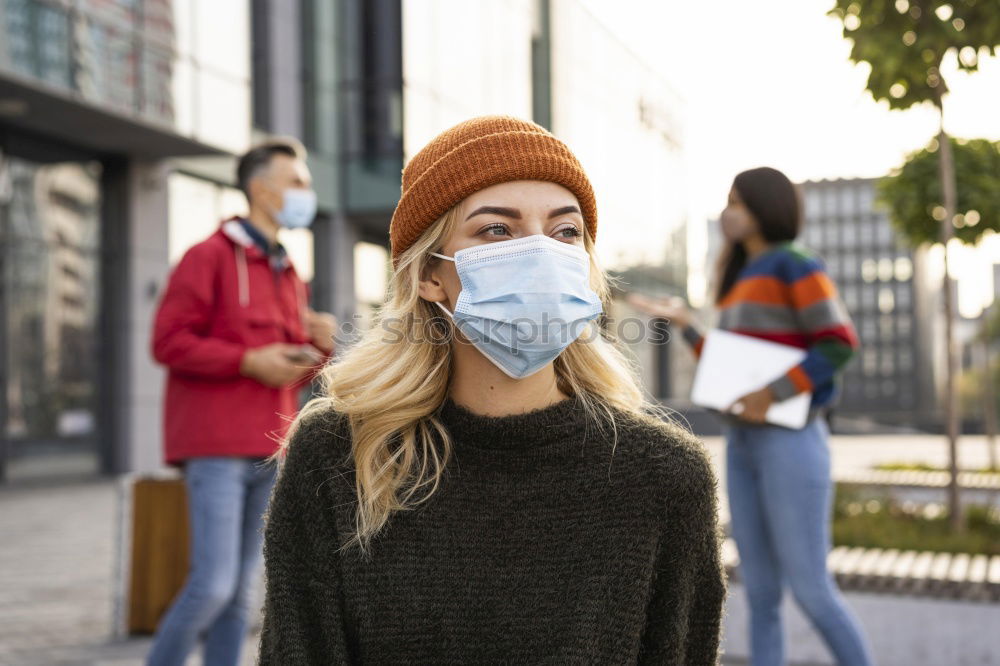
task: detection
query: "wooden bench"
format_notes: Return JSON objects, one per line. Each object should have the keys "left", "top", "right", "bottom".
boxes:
{"left": 721, "top": 538, "right": 1000, "bottom": 602}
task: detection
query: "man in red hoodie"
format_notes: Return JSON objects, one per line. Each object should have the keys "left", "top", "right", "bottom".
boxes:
{"left": 146, "top": 138, "right": 336, "bottom": 666}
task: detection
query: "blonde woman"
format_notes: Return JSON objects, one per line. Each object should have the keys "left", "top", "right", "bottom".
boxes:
{"left": 257, "top": 116, "right": 725, "bottom": 665}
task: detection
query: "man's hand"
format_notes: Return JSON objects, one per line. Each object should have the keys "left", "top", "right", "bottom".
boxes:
{"left": 305, "top": 309, "right": 337, "bottom": 354}
{"left": 239, "top": 343, "right": 314, "bottom": 388}
{"left": 728, "top": 387, "right": 775, "bottom": 424}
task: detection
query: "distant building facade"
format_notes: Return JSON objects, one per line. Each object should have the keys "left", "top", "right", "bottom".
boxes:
{"left": 799, "top": 178, "right": 942, "bottom": 428}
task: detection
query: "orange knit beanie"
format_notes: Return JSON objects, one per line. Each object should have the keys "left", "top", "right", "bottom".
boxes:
{"left": 388, "top": 115, "right": 598, "bottom": 266}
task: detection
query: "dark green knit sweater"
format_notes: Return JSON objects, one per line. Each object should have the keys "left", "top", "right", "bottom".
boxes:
{"left": 257, "top": 395, "right": 726, "bottom": 664}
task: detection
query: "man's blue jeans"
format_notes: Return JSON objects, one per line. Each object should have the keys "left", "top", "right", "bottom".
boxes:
{"left": 146, "top": 456, "right": 277, "bottom": 666}
{"left": 725, "top": 416, "right": 874, "bottom": 666}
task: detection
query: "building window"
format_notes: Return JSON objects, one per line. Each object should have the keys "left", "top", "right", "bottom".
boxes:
{"left": 897, "top": 314, "right": 912, "bottom": 337}
{"left": 862, "top": 319, "right": 877, "bottom": 341}
{"left": 859, "top": 184, "right": 876, "bottom": 211}
{"left": 880, "top": 353, "right": 895, "bottom": 376}
{"left": 250, "top": 0, "right": 272, "bottom": 130}
{"left": 878, "top": 287, "right": 895, "bottom": 314}
{"left": 878, "top": 257, "right": 895, "bottom": 282}
{"left": 894, "top": 256, "right": 913, "bottom": 281}
{"left": 843, "top": 285, "right": 859, "bottom": 310}
{"left": 823, "top": 188, "right": 838, "bottom": 216}
{"left": 168, "top": 173, "right": 246, "bottom": 263}
{"left": 355, "top": 242, "right": 389, "bottom": 305}
{"left": 877, "top": 221, "right": 895, "bottom": 244}
{"left": 80, "top": 18, "right": 137, "bottom": 113}
{"left": 353, "top": 242, "right": 389, "bottom": 328}
{"left": 879, "top": 313, "right": 894, "bottom": 339}
{"left": 2, "top": 156, "right": 102, "bottom": 456}
{"left": 4, "top": 0, "right": 73, "bottom": 88}
{"left": 803, "top": 223, "right": 820, "bottom": 247}
{"left": 862, "top": 288, "right": 876, "bottom": 312}
{"left": 861, "top": 258, "right": 878, "bottom": 283}
{"left": 2, "top": 0, "right": 250, "bottom": 150}
{"left": 805, "top": 191, "right": 822, "bottom": 218}
{"left": 859, "top": 220, "right": 875, "bottom": 244}
{"left": 897, "top": 285, "right": 912, "bottom": 309}
{"left": 863, "top": 349, "right": 878, "bottom": 374}
{"left": 825, "top": 221, "right": 840, "bottom": 249}
{"left": 141, "top": 46, "right": 176, "bottom": 123}
{"left": 842, "top": 220, "right": 857, "bottom": 248}
{"left": 343, "top": 0, "right": 403, "bottom": 170}
{"left": 842, "top": 254, "right": 859, "bottom": 281}
{"left": 826, "top": 255, "right": 840, "bottom": 280}
{"left": 838, "top": 185, "right": 855, "bottom": 213}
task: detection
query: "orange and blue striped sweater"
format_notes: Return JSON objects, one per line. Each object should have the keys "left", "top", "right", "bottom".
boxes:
{"left": 683, "top": 241, "right": 859, "bottom": 410}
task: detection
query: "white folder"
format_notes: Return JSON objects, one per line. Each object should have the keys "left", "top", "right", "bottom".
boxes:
{"left": 690, "top": 329, "right": 812, "bottom": 429}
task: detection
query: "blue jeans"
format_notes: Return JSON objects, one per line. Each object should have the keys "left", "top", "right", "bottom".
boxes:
{"left": 725, "top": 416, "right": 874, "bottom": 666}
{"left": 146, "top": 456, "right": 277, "bottom": 666}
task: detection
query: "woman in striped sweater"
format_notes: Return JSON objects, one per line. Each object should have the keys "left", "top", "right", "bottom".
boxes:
{"left": 630, "top": 167, "right": 874, "bottom": 666}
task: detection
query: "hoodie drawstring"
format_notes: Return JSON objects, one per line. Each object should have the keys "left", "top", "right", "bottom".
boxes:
{"left": 235, "top": 245, "right": 250, "bottom": 307}
{"left": 295, "top": 278, "right": 309, "bottom": 332}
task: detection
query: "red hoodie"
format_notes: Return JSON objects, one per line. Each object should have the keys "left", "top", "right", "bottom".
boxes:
{"left": 151, "top": 218, "right": 328, "bottom": 466}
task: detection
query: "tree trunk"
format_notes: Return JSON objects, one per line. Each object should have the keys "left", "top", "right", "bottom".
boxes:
{"left": 936, "top": 110, "right": 963, "bottom": 533}
{"left": 982, "top": 304, "right": 998, "bottom": 473}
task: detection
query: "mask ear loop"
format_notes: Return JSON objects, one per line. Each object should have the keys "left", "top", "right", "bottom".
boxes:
{"left": 427, "top": 251, "right": 456, "bottom": 319}
{"left": 433, "top": 300, "right": 454, "bottom": 318}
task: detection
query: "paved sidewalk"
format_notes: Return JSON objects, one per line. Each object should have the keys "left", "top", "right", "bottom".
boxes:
{"left": 0, "top": 479, "right": 260, "bottom": 666}
{"left": 0, "top": 633, "right": 260, "bottom": 666}
{"left": 0, "top": 433, "right": 994, "bottom": 664}
{"left": 0, "top": 479, "right": 116, "bottom": 664}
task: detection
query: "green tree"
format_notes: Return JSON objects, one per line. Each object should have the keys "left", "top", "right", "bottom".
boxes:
{"left": 829, "top": 0, "right": 1000, "bottom": 531}
{"left": 878, "top": 138, "right": 1000, "bottom": 245}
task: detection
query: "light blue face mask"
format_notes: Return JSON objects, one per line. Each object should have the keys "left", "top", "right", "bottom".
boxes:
{"left": 274, "top": 187, "right": 318, "bottom": 229}
{"left": 429, "top": 234, "right": 603, "bottom": 379}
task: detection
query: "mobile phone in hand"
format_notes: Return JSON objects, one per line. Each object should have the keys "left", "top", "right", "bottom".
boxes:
{"left": 284, "top": 345, "right": 323, "bottom": 364}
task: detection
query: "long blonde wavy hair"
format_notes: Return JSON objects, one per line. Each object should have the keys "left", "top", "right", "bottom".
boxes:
{"left": 273, "top": 198, "right": 673, "bottom": 555}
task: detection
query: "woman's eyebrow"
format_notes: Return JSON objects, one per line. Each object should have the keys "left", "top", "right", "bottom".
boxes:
{"left": 549, "top": 205, "right": 581, "bottom": 218}
{"left": 465, "top": 206, "right": 521, "bottom": 221}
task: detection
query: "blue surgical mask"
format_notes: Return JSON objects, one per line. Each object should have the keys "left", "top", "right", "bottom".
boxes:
{"left": 429, "top": 234, "right": 603, "bottom": 379}
{"left": 275, "top": 188, "right": 317, "bottom": 229}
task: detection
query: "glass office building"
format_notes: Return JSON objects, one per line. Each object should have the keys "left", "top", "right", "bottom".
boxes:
{"left": 799, "top": 178, "right": 941, "bottom": 427}
{"left": 0, "top": 0, "right": 686, "bottom": 483}
{"left": 0, "top": 0, "right": 249, "bottom": 482}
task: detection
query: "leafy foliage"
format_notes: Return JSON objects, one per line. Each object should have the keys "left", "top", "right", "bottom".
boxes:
{"left": 829, "top": 0, "right": 1000, "bottom": 108}
{"left": 877, "top": 138, "right": 1000, "bottom": 245}
{"left": 833, "top": 486, "right": 1000, "bottom": 555}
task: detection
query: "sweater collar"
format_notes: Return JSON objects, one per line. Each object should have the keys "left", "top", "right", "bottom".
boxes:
{"left": 742, "top": 239, "right": 793, "bottom": 272}
{"left": 437, "top": 394, "right": 592, "bottom": 451}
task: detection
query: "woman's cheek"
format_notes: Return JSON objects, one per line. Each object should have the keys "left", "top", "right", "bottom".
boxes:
{"left": 720, "top": 212, "right": 748, "bottom": 242}
{"left": 448, "top": 273, "right": 463, "bottom": 301}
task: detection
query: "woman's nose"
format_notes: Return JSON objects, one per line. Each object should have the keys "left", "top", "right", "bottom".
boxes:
{"left": 516, "top": 220, "right": 551, "bottom": 238}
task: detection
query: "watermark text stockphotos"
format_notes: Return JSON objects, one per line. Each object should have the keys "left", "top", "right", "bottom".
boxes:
{"left": 331, "top": 313, "right": 677, "bottom": 351}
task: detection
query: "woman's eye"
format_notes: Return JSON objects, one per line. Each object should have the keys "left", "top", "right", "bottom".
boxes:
{"left": 481, "top": 223, "right": 509, "bottom": 237}
{"left": 556, "top": 226, "right": 582, "bottom": 239}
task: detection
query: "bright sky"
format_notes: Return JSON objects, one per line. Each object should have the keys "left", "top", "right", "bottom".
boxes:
{"left": 579, "top": 0, "right": 1000, "bottom": 316}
